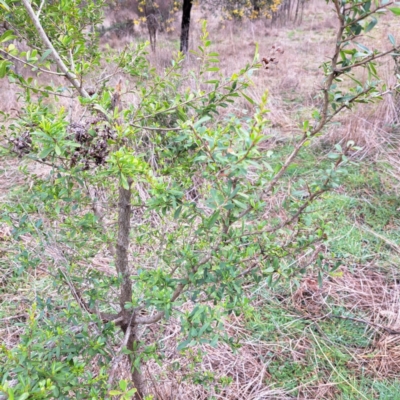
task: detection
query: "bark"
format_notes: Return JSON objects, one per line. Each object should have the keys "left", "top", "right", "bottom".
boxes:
{"left": 115, "top": 182, "right": 144, "bottom": 399}
{"left": 294, "top": 0, "right": 301, "bottom": 23}
{"left": 180, "top": 0, "right": 193, "bottom": 54}
{"left": 299, "top": 0, "right": 305, "bottom": 24}
{"left": 116, "top": 184, "right": 133, "bottom": 314}
{"left": 252, "top": 0, "right": 260, "bottom": 13}
{"left": 125, "top": 326, "right": 145, "bottom": 400}
{"left": 21, "top": 0, "right": 89, "bottom": 98}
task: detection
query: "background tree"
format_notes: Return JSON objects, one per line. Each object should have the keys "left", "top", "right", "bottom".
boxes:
{"left": 180, "top": 0, "right": 192, "bottom": 53}
{"left": 0, "top": 0, "right": 399, "bottom": 399}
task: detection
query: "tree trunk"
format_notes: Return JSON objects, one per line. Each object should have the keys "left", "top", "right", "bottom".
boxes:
{"left": 115, "top": 182, "right": 145, "bottom": 399}
{"left": 253, "top": 0, "right": 260, "bottom": 13}
{"left": 125, "top": 326, "right": 145, "bottom": 400}
{"left": 294, "top": 0, "right": 300, "bottom": 24}
{"left": 180, "top": 0, "right": 192, "bottom": 54}
{"left": 299, "top": 0, "right": 305, "bottom": 24}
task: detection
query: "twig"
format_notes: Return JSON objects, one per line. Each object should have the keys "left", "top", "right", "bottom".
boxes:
{"left": 0, "top": 48, "right": 65, "bottom": 76}
{"left": 21, "top": 0, "right": 89, "bottom": 98}
{"left": 107, "top": 324, "right": 132, "bottom": 386}
{"left": 0, "top": 314, "right": 28, "bottom": 322}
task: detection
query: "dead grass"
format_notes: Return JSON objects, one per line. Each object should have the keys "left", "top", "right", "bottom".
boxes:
{"left": 294, "top": 264, "right": 400, "bottom": 381}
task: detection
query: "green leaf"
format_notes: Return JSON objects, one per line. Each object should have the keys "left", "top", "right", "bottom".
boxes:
{"left": 40, "top": 48, "right": 53, "bottom": 62}
{"left": 241, "top": 92, "right": 256, "bottom": 105}
{"left": 194, "top": 116, "right": 211, "bottom": 128}
{"left": 39, "top": 147, "right": 53, "bottom": 159}
{"left": 0, "top": 30, "right": 14, "bottom": 43}
{"left": 388, "top": 34, "right": 396, "bottom": 46}
{"left": 174, "top": 205, "right": 182, "bottom": 219}
{"left": 207, "top": 210, "right": 220, "bottom": 228}
{"left": 232, "top": 199, "right": 247, "bottom": 209}
{"left": 0, "top": 61, "right": 9, "bottom": 78}
{"left": 389, "top": 7, "right": 400, "bottom": 15}
{"left": 355, "top": 42, "right": 372, "bottom": 55}
{"left": 109, "top": 390, "right": 123, "bottom": 395}
{"left": 365, "top": 17, "right": 377, "bottom": 33}
{"left": 93, "top": 103, "right": 110, "bottom": 118}
{"left": 17, "top": 394, "right": 30, "bottom": 400}
{"left": 318, "top": 271, "right": 323, "bottom": 288}
{"left": 119, "top": 380, "right": 127, "bottom": 391}
{"left": 177, "top": 339, "right": 194, "bottom": 351}
{"left": 0, "top": 0, "right": 10, "bottom": 11}
{"left": 120, "top": 173, "right": 129, "bottom": 190}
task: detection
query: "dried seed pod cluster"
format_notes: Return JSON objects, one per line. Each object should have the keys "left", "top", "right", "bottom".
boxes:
{"left": 262, "top": 44, "right": 284, "bottom": 70}
{"left": 8, "top": 117, "right": 117, "bottom": 169}
{"left": 69, "top": 119, "right": 117, "bottom": 169}
{"left": 9, "top": 131, "right": 32, "bottom": 157}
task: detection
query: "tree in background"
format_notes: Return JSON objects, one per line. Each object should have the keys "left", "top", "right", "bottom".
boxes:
{"left": 0, "top": 0, "right": 399, "bottom": 399}
{"left": 270, "top": 0, "right": 305, "bottom": 26}
{"left": 181, "top": 0, "right": 281, "bottom": 53}
{"left": 180, "top": 0, "right": 192, "bottom": 52}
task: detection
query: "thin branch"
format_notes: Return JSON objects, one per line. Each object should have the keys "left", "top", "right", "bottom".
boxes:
{"left": 36, "top": 0, "right": 46, "bottom": 19}
{"left": 107, "top": 324, "right": 132, "bottom": 386}
{"left": 0, "top": 48, "right": 66, "bottom": 76}
{"left": 334, "top": 46, "right": 400, "bottom": 74}
{"left": 16, "top": 81, "right": 74, "bottom": 98}
{"left": 131, "top": 78, "right": 248, "bottom": 124}
{"left": 133, "top": 283, "right": 185, "bottom": 325}
{"left": 21, "top": 0, "right": 89, "bottom": 98}
{"left": 342, "top": 2, "right": 394, "bottom": 30}
{"left": 131, "top": 124, "right": 183, "bottom": 132}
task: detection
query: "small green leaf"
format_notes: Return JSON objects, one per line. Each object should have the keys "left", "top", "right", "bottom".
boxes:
{"left": 365, "top": 17, "right": 377, "bottom": 33}
{"left": 0, "top": 60, "right": 9, "bottom": 78}
{"left": 194, "top": 116, "right": 211, "bottom": 128}
{"left": 177, "top": 339, "right": 194, "bottom": 351}
{"left": 388, "top": 34, "right": 396, "bottom": 46}
{"left": 40, "top": 48, "right": 53, "bottom": 62}
{"left": 39, "top": 147, "right": 53, "bottom": 159}
{"left": 119, "top": 380, "right": 127, "bottom": 391}
{"left": 0, "top": 0, "right": 10, "bottom": 11}
{"left": 241, "top": 92, "right": 256, "bottom": 105}
{"left": 318, "top": 271, "right": 323, "bottom": 288}
{"left": 0, "top": 30, "right": 15, "bottom": 43}
{"left": 174, "top": 205, "right": 182, "bottom": 220}
{"left": 389, "top": 7, "right": 400, "bottom": 15}
{"left": 120, "top": 173, "right": 129, "bottom": 190}
{"left": 355, "top": 42, "right": 372, "bottom": 55}
{"left": 232, "top": 199, "right": 247, "bottom": 209}
{"left": 93, "top": 103, "right": 110, "bottom": 118}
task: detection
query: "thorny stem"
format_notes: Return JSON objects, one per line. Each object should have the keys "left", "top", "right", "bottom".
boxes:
{"left": 116, "top": 182, "right": 133, "bottom": 317}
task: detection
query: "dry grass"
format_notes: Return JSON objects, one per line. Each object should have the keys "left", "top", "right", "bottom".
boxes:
{"left": 294, "top": 264, "right": 400, "bottom": 381}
